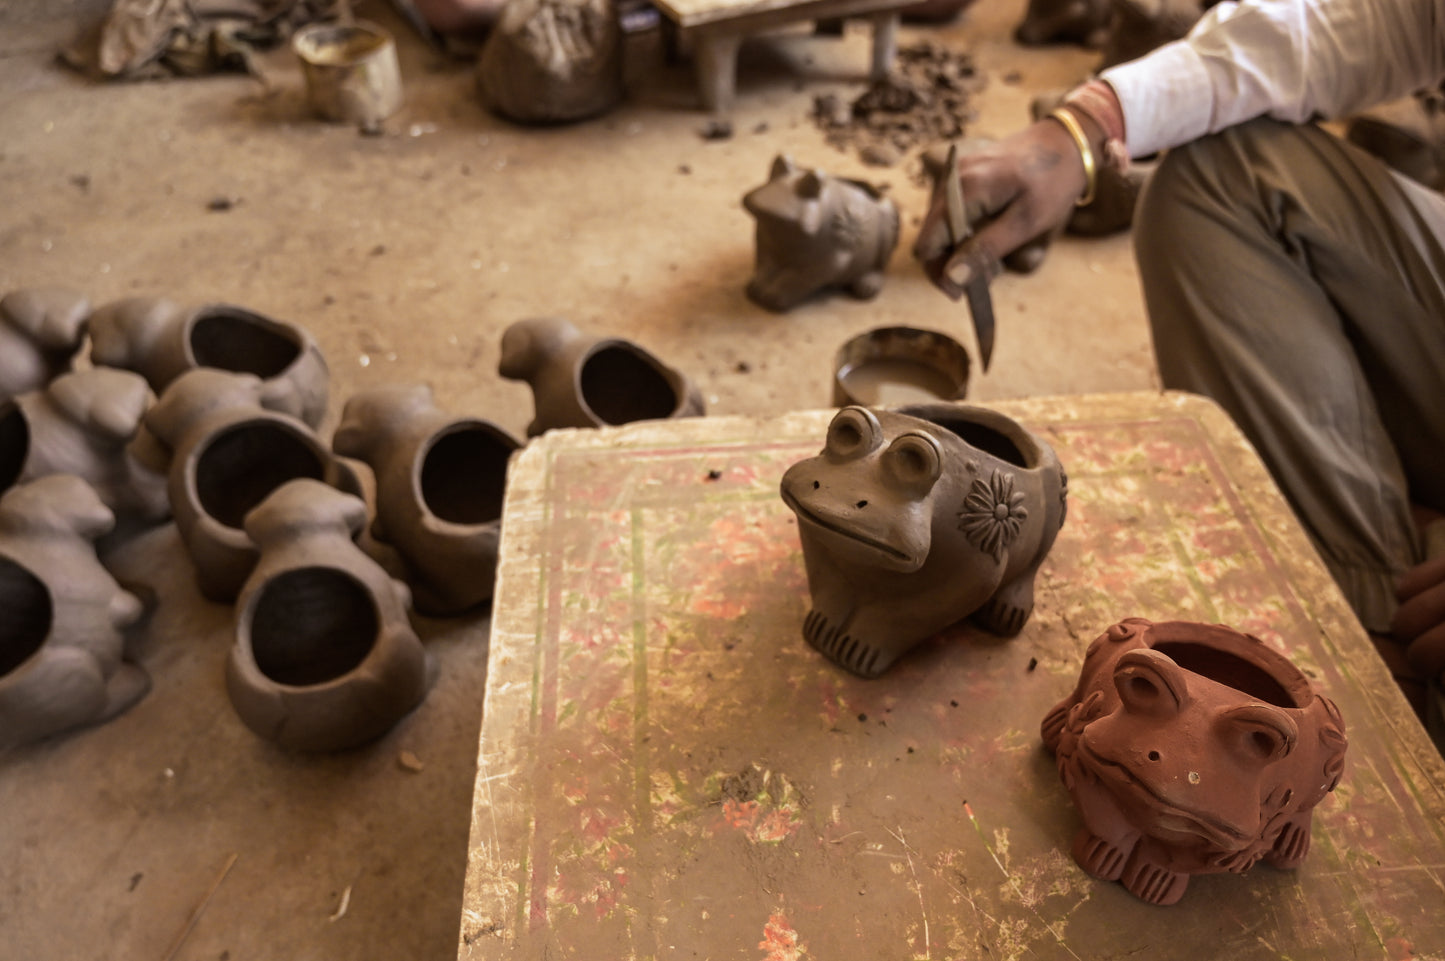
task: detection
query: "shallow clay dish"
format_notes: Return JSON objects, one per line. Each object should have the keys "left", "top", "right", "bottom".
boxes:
{"left": 833, "top": 326, "right": 970, "bottom": 407}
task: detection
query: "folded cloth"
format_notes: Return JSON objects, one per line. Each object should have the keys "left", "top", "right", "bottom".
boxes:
{"left": 61, "top": 0, "right": 348, "bottom": 80}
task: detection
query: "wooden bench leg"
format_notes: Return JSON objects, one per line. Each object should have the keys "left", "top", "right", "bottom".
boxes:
{"left": 695, "top": 30, "right": 742, "bottom": 113}
{"left": 868, "top": 11, "right": 899, "bottom": 78}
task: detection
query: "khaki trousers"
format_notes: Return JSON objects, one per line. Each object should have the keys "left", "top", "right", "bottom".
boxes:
{"left": 1136, "top": 118, "right": 1445, "bottom": 635}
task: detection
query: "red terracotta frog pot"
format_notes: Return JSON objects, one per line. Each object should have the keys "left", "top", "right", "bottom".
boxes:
{"left": 0, "top": 287, "right": 91, "bottom": 402}
{"left": 144, "top": 369, "right": 361, "bottom": 603}
{"left": 88, "top": 297, "right": 330, "bottom": 428}
{"left": 226, "top": 479, "right": 431, "bottom": 752}
{"left": 1041, "top": 618, "right": 1348, "bottom": 905}
{"left": 499, "top": 316, "right": 705, "bottom": 436}
{"left": 780, "top": 403, "right": 1067, "bottom": 677}
{"left": 333, "top": 384, "right": 521, "bottom": 615}
{"left": 0, "top": 475, "right": 149, "bottom": 749}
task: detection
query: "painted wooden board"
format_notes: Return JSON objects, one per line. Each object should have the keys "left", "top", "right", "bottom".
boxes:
{"left": 459, "top": 392, "right": 1445, "bottom": 961}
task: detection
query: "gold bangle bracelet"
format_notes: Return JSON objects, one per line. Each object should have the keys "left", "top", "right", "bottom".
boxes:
{"left": 1049, "top": 106, "right": 1098, "bottom": 207}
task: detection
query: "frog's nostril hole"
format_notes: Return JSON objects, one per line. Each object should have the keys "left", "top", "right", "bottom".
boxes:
{"left": 856, "top": 500, "right": 868, "bottom": 509}
{"left": 1147, "top": 750, "right": 1160, "bottom": 761}
{"left": 813, "top": 481, "right": 820, "bottom": 489}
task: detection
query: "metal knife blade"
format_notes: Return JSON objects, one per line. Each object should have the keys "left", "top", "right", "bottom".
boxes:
{"left": 942, "top": 144, "right": 996, "bottom": 371}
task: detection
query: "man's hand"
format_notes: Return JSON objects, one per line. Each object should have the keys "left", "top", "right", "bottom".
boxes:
{"left": 1394, "top": 555, "right": 1445, "bottom": 678}
{"left": 912, "top": 116, "right": 1099, "bottom": 295}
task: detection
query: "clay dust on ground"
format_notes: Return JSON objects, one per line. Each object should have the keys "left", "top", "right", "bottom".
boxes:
{"left": 810, "top": 39, "right": 985, "bottom": 167}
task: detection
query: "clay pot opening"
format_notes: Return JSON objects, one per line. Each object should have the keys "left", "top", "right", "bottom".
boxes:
{"left": 833, "top": 327, "right": 971, "bottom": 407}
{"left": 249, "top": 567, "right": 379, "bottom": 686}
{"left": 898, "top": 406, "right": 1030, "bottom": 467}
{"left": 0, "top": 404, "right": 27, "bottom": 494}
{"left": 189, "top": 309, "right": 302, "bottom": 380}
{"left": 1152, "top": 641, "right": 1300, "bottom": 708}
{"left": 936, "top": 417, "right": 1027, "bottom": 466}
{"left": 420, "top": 426, "right": 511, "bottom": 525}
{"left": 580, "top": 346, "right": 678, "bottom": 425}
{"left": 0, "top": 555, "right": 52, "bottom": 676}
{"left": 196, "top": 423, "right": 326, "bottom": 529}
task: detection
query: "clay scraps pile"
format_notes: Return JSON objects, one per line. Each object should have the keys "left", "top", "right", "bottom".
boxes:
{"left": 811, "top": 40, "right": 986, "bottom": 167}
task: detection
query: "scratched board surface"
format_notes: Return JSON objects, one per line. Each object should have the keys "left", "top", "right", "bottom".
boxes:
{"left": 459, "top": 393, "right": 1445, "bottom": 961}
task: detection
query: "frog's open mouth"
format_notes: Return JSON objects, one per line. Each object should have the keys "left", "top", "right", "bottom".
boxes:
{"left": 782, "top": 489, "right": 912, "bottom": 564}
{"left": 1078, "top": 742, "right": 1252, "bottom": 847}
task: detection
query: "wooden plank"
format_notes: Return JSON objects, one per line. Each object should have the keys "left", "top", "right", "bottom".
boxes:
{"left": 459, "top": 392, "right": 1445, "bottom": 960}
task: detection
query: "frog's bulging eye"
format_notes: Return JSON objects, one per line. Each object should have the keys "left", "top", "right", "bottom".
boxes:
{"left": 825, "top": 407, "right": 882, "bottom": 460}
{"left": 884, "top": 432, "right": 942, "bottom": 490}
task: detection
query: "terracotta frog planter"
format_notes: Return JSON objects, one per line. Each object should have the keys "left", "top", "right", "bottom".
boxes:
{"left": 0, "top": 475, "right": 149, "bottom": 749}
{"left": 144, "top": 369, "right": 361, "bottom": 603}
{"left": 87, "top": 297, "right": 330, "bottom": 428}
{"left": 1041, "top": 618, "right": 1348, "bottom": 905}
{"left": 0, "top": 287, "right": 91, "bottom": 402}
{"left": 779, "top": 403, "right": 1067, "bottom": 677}
{"left": 499, "top": 316, "right": 705, "bottom": 436}
{"left": 0, "top": 368, "right": 171, "bottom": 529}
{"left": 743, "top": 155, "right": 900, "bottom": 312}
{"left": 227, "top": 479, "right": 431, "bottom": 752}
{"left": 333, "top": 384, "right": 521, "bottom": 615}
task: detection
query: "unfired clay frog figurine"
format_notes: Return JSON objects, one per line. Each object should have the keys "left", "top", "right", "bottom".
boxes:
{"left": 143, "top": 369, "right": 360, "bottom": 602}
{"left": 0, "top": 287, "right": 91, "bottom": 402}
{"left": 333, "top": 384, "right": 521, "bottom": 615}
{"left": 0, "top": 367, "right": 170, "bottom": 529}
{"left": 743, "top": 155, "right": 900, "bottom": 312}
{"left": 0, "top": 475, "right": 149, "bottom": 749}
{"left": 227, "top": 479, "right": 431, "bottom": 752}
{"left": 1041, "top": 617, "right": 1348, "bottom": 905}
{"left": 88, "top": 297, "right": 330, "bottom": 428}
{"left": 499, "top": 316, "right": 705, "bottom": 436}
{"left": 780, "top": 403, "right": 1067, "bottom": 677}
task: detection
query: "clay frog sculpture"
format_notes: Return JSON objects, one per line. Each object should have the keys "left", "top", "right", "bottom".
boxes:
{"left": 144, "top": 369, "right": 361, "bottom": 602}
{"left": 743, "top": 155, "right": 900, "bottom": 312}
{"left": 1041, "top": 618, "right": 1348, "bottom": 905}
{"left": 779, "top": 403, "right": 1067, "bottom": 677}
{"left": 333, "top": 384, "right": 522, "bottom": 615}
{"left": 499, "top": 316, "right": 705, "bottom": 436}
{"left": 227, "top": 480, "right": 431, "bottom": 752}
{"left": 87, "top": 297, "right": 330, "bottom": 428}
{"left": 0, "top": 475, "right": 149, "bottom": 749}
{"left": 0, "top": 367, "right": 171, "bottom": 529}
{"left": 0, "top": 287, "right": 91, "bottom": 402}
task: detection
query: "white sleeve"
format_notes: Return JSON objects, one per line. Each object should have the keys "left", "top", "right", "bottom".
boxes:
{"left": 1100, "top": 0, "right": 1445, "bottom": 157}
